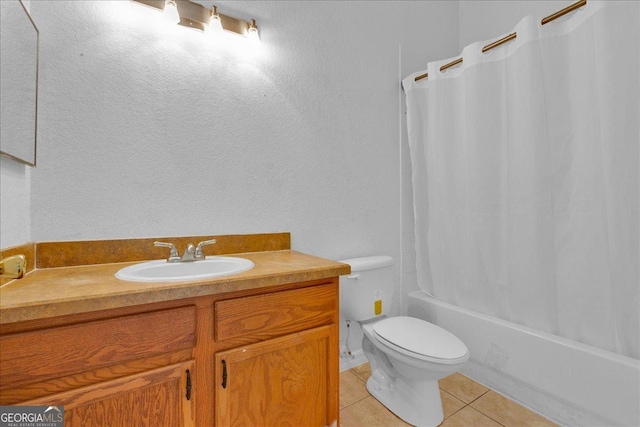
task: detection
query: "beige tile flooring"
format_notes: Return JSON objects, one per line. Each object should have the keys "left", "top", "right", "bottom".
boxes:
{"left": 340, "top": 363, "right": 557, "bottom": 427}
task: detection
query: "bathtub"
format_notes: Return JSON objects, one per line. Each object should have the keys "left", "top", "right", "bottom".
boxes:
{"left": 407, "top": 290, "right": 640, "bottom": 427}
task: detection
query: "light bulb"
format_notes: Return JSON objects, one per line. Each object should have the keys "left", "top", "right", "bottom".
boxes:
{"left": 247, "top": 19, "right": 260, "bottom": 43}
{"left": 208, "top": 7, "right": 223, "bottom": 33}
{"left": 163, "top": 0, "right": 180, "bottom": 25}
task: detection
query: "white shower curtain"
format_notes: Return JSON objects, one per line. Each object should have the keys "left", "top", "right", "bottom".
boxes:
{"left": 403, "top": 1, "right": 639, "bottom": 359}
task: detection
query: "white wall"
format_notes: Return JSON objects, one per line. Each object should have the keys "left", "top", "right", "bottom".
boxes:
{"left": 0, "top": 158, "right": 30, "bottom": 248}
{"left": 28, "top": 1, "right": 454, "bottom": 257}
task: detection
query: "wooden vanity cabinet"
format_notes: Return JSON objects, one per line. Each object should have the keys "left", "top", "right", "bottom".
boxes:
{"left": 213, "top": 282, "right": 339, "bottom": 426}
{"left": 0, "top": 278, "right": 339, "bottom": 427}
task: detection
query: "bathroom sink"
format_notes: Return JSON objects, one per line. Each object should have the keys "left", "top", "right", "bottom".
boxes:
{"left": 115, "top": 256, "right": 254, "bottom": 282}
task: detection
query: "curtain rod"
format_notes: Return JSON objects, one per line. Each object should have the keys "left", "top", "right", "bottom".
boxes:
{"left": 482, "top": 32, "right": 517, "bottom": 53}
{"left": 542, "top": 0, "right": 587, "bottom": 25}
{"left": 413, "top": 0, "right": 587, "bottom": 82}
{"left": 414, "top": 72, "right": 428, "bottom": 82}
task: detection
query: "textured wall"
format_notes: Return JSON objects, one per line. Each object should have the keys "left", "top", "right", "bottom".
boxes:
{"left": 0, "top": 158, "right": 30, "bottom": 248}
{"left": 28, "top": 1, "right": 459, "bottom": 260}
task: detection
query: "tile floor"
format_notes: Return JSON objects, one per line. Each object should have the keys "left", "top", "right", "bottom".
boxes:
{"left": 340, "top": 363, "right": 557, "bottom": 427}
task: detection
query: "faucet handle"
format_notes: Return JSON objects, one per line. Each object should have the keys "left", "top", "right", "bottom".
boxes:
{"left": 154, "top": 241, "right": 180, "bottom": 262}
{"left": 195, "top": 239, "right": 217, "bottom": 260}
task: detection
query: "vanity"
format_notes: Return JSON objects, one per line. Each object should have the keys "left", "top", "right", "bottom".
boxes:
{"left": 0, "top": 233, "right": 350, "bottom": 426}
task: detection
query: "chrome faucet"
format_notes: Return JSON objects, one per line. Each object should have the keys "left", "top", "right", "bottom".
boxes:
{"left": 154, "top": 239, "right": 217, "bottom": 263}
{"left": 181, "top": 243, "right": 197, "bottom": 262}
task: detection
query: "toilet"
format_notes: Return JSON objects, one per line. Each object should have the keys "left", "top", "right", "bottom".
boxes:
{"left": 339, "top": 256, "right": 469, "bottom": 427}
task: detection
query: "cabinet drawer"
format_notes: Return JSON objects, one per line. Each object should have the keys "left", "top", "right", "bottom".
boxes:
{"left": 0, "top": 306, "right": 196, "bottom": 389}
{"left": 215, "top": 282, "right": 337, "bottom": 344}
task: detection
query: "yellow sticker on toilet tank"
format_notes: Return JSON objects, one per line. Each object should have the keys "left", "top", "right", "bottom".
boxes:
{"left": 373, "top": 290, "right": 382, "bottom": 315}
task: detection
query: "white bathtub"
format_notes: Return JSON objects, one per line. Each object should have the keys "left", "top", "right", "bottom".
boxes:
{"left": 407, "top": 290, "right": 640, "bottom": 427}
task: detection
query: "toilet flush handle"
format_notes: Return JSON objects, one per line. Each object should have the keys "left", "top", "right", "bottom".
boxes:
{"left": 347, "top": 274, "right": 360, "bottom": 280}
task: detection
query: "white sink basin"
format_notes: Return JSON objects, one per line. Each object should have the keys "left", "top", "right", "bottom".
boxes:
{"left": 115, "top": 256, "right": 254, "bottom": 282}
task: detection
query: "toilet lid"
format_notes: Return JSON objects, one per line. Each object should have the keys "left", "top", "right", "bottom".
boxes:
{"left": 372, "top": 316, "right": 468, "bottom": 361}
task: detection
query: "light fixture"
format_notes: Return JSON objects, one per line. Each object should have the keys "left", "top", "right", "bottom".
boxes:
{"left": 163, "top": 0, "right": 180, "bottom": 25}
{"left": 247, "top": 19, "right": 260, "bottom": 43}
{"left": 131, "top": 0, "right": 261, "bottom": 42}
{"left": 208, "top": 6, "right": 223, "bottom": 33}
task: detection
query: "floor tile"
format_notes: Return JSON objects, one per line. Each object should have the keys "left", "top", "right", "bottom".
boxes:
{"left": 471, "top": 391, "right": 558, "bottom": 427}
{"left": 340, "top": 396, "right": 412, "bottom": 427}
{"left": 340, "top": 371, "right": 370, "bottom": 409}
{"left": 350, "top": 362, "right": 371, "bottom": 382}
{"left": 438, "top": 372, "right": 490, "bottom": 404}
{"left": 440, "top": 406, "right": 503, "bottom": 427}
{"left": 341, "top": 364, "right": 558, "bottom": 427}
{"left": 440, "top": 388, "right": 466, "bottom": 419}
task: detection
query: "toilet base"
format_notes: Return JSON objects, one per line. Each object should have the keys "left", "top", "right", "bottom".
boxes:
{"left": 366, "top": 371, "right": 444, "bottom": 427}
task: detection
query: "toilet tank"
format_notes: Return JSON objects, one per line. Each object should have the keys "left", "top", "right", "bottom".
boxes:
{"left": 339, "top": 256, "right": 394, "bottom": 321}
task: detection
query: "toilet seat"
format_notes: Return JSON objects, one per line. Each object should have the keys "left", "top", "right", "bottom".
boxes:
{"left": 372, "top": 316, "right": 469, "bottom": 365}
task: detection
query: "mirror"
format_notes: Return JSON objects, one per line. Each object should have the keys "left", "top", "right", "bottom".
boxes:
{"left": 1, "top": 0, "right": 39, "bottom": 166}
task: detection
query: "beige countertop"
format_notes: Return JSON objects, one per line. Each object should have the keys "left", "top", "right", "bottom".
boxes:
{"left": 0, "top": 250, "right": 350, "bottom": 324}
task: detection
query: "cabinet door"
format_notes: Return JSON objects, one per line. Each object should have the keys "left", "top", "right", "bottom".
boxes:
{"left": 215, "top": 326, "right": 338, "bottom": 427}
{"left": 25, "top": 361, "right": 195, "bottom": 427}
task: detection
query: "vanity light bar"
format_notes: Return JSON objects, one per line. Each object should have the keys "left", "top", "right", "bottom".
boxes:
{"left": 131, "top": 0, "right": 259, "bottom": 38}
